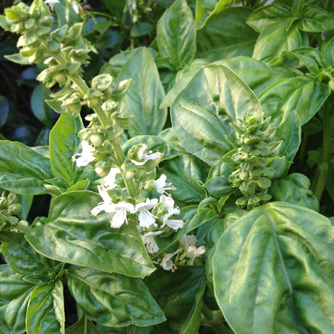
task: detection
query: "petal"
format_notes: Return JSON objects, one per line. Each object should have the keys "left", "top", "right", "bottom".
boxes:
{"left": 138, "top": 208, "right": 156, "bottom": 228}
{"left": 110, "top": 208, "right": 127, "bottom": 228}
{"left": 166, "top": 219, "right": 184, "bottom": 230}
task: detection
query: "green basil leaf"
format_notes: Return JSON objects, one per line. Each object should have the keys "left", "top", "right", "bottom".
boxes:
{"left": 118, "top": 47, "right": 167, "bottom": 137}
{"left": 16, "top": 194, "right": 34, "bottom": 220}
{"left": 122, "top": 135, "right": 178, "bottom": 161}
{"left": 321, "top": 35, "right": 334, "bottom": 64}
{"left": 101, "top": 0, "right": 125, "bottom": 19}
{"left": 67, "top": 266, "right": 166, "bottom": 327}
{"left": 171, "top": 64, "right": 261, "bottom": 165}
{"left": 130, "top": 266, "right": 206, "bottom": 333}
{"left": 0, "top": 141, "right": 54, "bottom": 195}
{"left": 216, "top": 56, "right": 296, "bottom": 96}
{"left": 0, "top": 264, "right": 35, "bottom": 334}
{"left": 50, "top": 114, "right": 84, "bottom": 186}
{"left": 195, "top": 0, "right": 218, "bottom": 29}
{"left": 274, "top": 110, "right": 301, "bottom": 161}
{"left": 52, "top": 280, "right": 65, "bottom": 334}
{"left": 159, "top": 154, "right": 207, "bottom": 205}
{"left": 65, "top": 315, "right": 100, "bottom": 334}
{"left": 158, "top": 128, "right": 187, "bottom": 153}
{"left": 157, "top": 0, "right": 196, "bottom": 70}
{"left": 246, "top": 4, "right": 293, "bottom": 33}
{"left": 31, "top": 84, "right": 53, "bottom": 129}
{"left": 253, "top": 21, "right": 309, "bottom": 62}
{"left": 25, "top": 191, "right": 155, "bottom": 277}
{"left": 0, "top": 232, "right": 59, "bottom": 282}
{"left": 197, "top": 7, "right": 258, "bottom": 62}
{"left": 213, "top": 202, "right": 334, "bottom": 334}
{"left": 26, "top": 283, "right": 61, "bottom": 334}
{"left": 269, "top": 47, "right": 329, "bottom": 74}
{"left": 259, "top": 76, "right": 330, "bottom": 126}
{"left": 269, "top": 173, "right": 319, "bottom": 211}
{"left": 299, "top": 5, "right": 334, "bottom": 32}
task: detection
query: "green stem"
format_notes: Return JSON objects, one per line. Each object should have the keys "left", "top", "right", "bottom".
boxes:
{"left": 313, "top": 113, "right": 332, "bottom": 202}
{"left": 41, "top": 41, "right": 138, "bottom": 198}
{"left": 15, "top": 221, "right": 30, "bottom": 233}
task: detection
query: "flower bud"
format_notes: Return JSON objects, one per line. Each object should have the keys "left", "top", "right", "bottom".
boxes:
{"left": 90, "top": 134, "right": 104, "bottom": 147}
{"left": 125, "top": 171, "right": 134, "bottom": 179}
{"left": 8, "top": 203, "right": 22, "bottom": 215}
{"left": 95, "top": 167, "right": 109, "bottom": 177}
{"left": 0, "top": 197, "right": 8, "bottom": 209}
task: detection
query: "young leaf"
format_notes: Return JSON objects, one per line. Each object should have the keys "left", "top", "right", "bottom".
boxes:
{"left": 52, "top": 280, "right": 65, "bottom": 334}
{"left": 158, "top": 154, "right": 207, "bottom": 205}
{"left": 213, "top": 202, "right": 334, "bottom": 334}
{"left": 253, "top": 21, "right": 309, "bottom": 62}
{"left": 171, "top": 64, "right": 261, "bottom": 165}
{"left": 26, "top": 282, "right": 62, "bottom": 334}
{"left": 66, "top": 266, "right": 166, "bottom": 327}
{"left": 197, "top": 7, "right": 258, "bottom": 62}
{"left": 65, "top": 315, "right": 100, "bottom": 334}
{"left": 117, "top": 47, "right": 167, "bottom": 137}
{"left": 259, "top": 76, "right": 330, "bottom": 126}
{"left": 299, "top": 5, "right": 334, "bottom": 32}
{"left": 25, "top": 191, "right": 156, "bottom": 277}
{"left": 0, "top": 232, "right": 60, "bottom": 283}
{"left": 0, "top": 141, "right": 54, "bottom": 195}
{"left": 0, "top": 264, "right": 35, "bottom": 334}
{"left": 157, "top": 0, "right": 196, "bottom": 70}
{"left": 246, "top": 4, "right": 294, "bottom": 33}
{"left": 269, "top": 173, "right": 319, "bottom": 211}
{"left": 50, "top": 114, "right": 84, "bottom": 186}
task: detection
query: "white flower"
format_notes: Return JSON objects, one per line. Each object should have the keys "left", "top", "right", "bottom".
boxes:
{"left": 141, "top": 231, "right": 164, "bottom": 254}
{"left": 109, "top": 201, "right": 135, "bottom": 228}
{"left": 44, "top": 0, "right": 59, "bottom": 10}
{"left": 72, "top": 141, "right": 95, "bottom": 168}
{"left": 134, "top": 198, "right": 158, "bottom": 228}
{"left": 155, "top": 174, "right": 175, "bottom": 194}
{"left": 160, "top": 250, "right": 179, "bottom": 271}
{"left": 131, "top": 145, "right": 159, "bottom": 166}
{"left": 179, "top": 235, "right": 206, "bottom": 265}
{"left": 91, "top": 186, "right": 115, "bottom": 216}
{"left": 159, "top": 195, "right": 183, "bottom": 230}
{"left": 103, "top": 168, "right": 120, "bottom": 189}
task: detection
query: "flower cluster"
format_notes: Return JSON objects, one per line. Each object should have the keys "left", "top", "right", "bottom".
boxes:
{"left": 222, "top": 113, "right": 282, "bottom": 210}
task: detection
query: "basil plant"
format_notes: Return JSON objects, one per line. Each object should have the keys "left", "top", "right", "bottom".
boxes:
{"left": 1, "top": 0, "right": 334, "bottom": 333}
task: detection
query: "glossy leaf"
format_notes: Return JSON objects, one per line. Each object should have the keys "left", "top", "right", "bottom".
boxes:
{"left": 259, "top": 76, "right": 330, "bottom": 126}
{"left": 253, "top": 21, "right": 309, "bottom": 62}
{"left": 0, "top": 95, "right": 9, "bottom": 129}
{"left": 50, "top": 114, "right": 83, "bottom": 186}
{"left": 0, "top": 232, "right": 60, "bottom": 283}
{"left": 156, "top": 0, "right": 196, "bottom": 70}
{"left": 0, "top": 264, "right": 35, "bottom": 334}
{"left": 171, "top": 64, "right": 261, "bottom": 165}
{"left": 197, "top": 7, "right": 258, "bottom": 62}
{"left": 299, "top": 5, "right": 334, "bottom": 32}
{"left": 246, "top": 4, "right": 293, "bottom": 33}
{"left": 0, "top": 141, "right": 54, "bottom": 195}
{"left": 25, "top": 191, "right": 155, "bottom": 277}
{"left": 26, "top": 283, "right": 62, "bottom": 334}
{"left": 118, "top": 47, "right": 167, "bottom": 137}
{"left": 159, "top": 154, "right": 207, "bottom": 205}
{"left": 269, "top": 173, "right": 319, "bottom": 211}
{"left": 65, "top": 315, "right": 100, "bottom": 334}
{"left": 31, "top": 84, "right": 53, "bottom": 128}
{"left": 321, "top": 35, "right": 334, "bottom": 64}
{"left": 213, "top": 202, "right": 334, "bottom": 334}
{"left": 67, "top": 266, "right": 166, "bottom": 327}
{"left": 53, "top": 280, "right": 65, "bottom": 334}
{"left": 269, "top": 47, "right": 329, "bottom": 74}
{"left": 131, "top": 267, "right": 206, "bottom": 333}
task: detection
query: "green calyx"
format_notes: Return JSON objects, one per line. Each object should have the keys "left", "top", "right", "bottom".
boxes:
{"left": 223, "top": 113, "right": 282, "bottom": 210}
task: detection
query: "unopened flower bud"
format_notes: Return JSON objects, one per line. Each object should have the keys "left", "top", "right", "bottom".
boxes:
{"left": 54, "top": 72, "right": 67, "bottom": 85}
{"left": 125, "top": 171, "right": 134, "bottom": 179}
{"left": 19, "top": 220, "right": 29, "bottom": 227}
{"left": 90, "top": 134, "right": 104, "bottom": 147}
{"left": 113, "top": 136, "right": 122, "bottom": 144}
{"left": 95, "top": 167, "right": 109, "bottom": 177}
{"left": 0, "top": 197, "right": 7, "bottom": 209}
{"left": 89, "top": 97, "right": 100, "bottom": 107}
{"left": 8, "top": 203, "right": 22, "bottom": 215}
